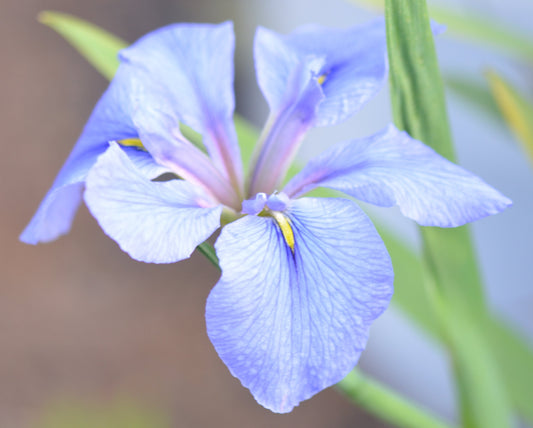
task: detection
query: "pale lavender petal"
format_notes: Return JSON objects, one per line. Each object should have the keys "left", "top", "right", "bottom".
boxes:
{"left": 85, "top": 143, "right": 221, "bottom": 263}
{"left": 207, "top": 197, "right": 393, "bottom": 412}
{"left": 20, "top": 66, "right": 138, "bottom": 244}
{"left": 120, "top": 22, "right": 243, "bottom": 191}
{"left": 255, "top": 20, "right": 388, "bottom": 127}
{"left": 249, "top": 28, "right": 325, "bottom": 194}
{"left": 131, "top": 91, "right": 240, "bottom": 210}
{"left": 284, "top": 125, "right": 512, "bottom": 227}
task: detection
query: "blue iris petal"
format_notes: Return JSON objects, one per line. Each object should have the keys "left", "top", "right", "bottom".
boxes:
{"left": 255, "top": 19, "right": 388, "bottom": 127}
{"left": 19, "top": 66, "right": 138, "bottom": 244}
{"left": 206, "top": 197, "right": 393, "bottom": 412}
{"left": 120, "top": 22, "right": 243, "bottom": 188}
{"left": 284, "top": 124, "right": 512, "bottom": 227}
{"left": 84, "top": 143, "right": 222, "bottom": 263}
{"left": 21, "top": 22, "right": 242, "bottom": 244}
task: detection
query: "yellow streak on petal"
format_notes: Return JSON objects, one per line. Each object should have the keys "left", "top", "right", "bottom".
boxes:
{"left": 317, "top": 74, "right": 327, "bottom": 85}
{"left": 270, "top": 211, "right": 295, "bottom": 253}
{"left": 118, "top": 138, "right": 145, "bottom": 150}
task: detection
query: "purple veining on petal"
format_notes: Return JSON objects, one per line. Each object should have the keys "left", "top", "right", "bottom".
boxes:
{"left": 284, "top": 124, "right": 512, "bottom": 227}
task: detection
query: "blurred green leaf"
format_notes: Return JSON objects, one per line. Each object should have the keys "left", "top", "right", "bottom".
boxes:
{"left": 41, "top": 11, "right": 533, "bottom": 426}
{"left": 39, "top": 11, "right": 127, "bottom": 80}
{"left": 337, "top": 370, "right": 454, "bottom": 428}
{"left": 445, "top": 75, "right": 503, "bottom": 122}
{"left": 350, "top": 0, "right": 533, "bottom": 64}
{"left": 487, "top": 70, "right": 533, "bottom": 164}
{"left": 37, "top": 400, "right": 169, "bottom": 428}
{"left": 385, "top": 1, "right": 512, "bottom": 427}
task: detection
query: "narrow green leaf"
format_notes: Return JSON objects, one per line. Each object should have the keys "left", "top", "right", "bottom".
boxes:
{"left": 381, "top": 219, "right": 533, "bottom": 425}
{"left": 349, "top": 0, "right": 533, "bottom": 64}
{"left": 39, "top": 11, "right": 127, "bottom": 80}
{"left": 385, "top": 2, "right": 512, "bottom": 427}
{"left": 445, "top": 76, "right": 503, "bottom": 123}
{"left": 42, "top": 12, "right": 533, "bottom": 425}
{"left": 337, "top": 370, "right": 455, "bottom": 428}
{"left": 196, "top": 242, "right": 219, "bottom": 268}
{"left": 38, "top": 400, "right": 169, "bottom": 428}
{"left": 486, "top": 70, "right": 533, "bottom": 164}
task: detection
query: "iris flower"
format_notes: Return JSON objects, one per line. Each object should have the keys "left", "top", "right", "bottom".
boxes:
{"left": 21, "top": 21, "right": 510, "bottom": 412}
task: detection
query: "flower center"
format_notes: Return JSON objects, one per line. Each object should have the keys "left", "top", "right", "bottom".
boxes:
{"left": 241, "top": 192, "right": 295, "bottom": 253}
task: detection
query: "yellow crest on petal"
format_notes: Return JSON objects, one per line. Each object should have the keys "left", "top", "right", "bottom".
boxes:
{"left": 118, "top": 138, "right": 145, "bottom": 150}
{"left": 270, "top": 211, "right": 295, "bottom": 253}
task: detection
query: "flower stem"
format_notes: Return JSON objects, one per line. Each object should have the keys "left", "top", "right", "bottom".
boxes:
{"left": 337, "top": 370, "right": 455, "bottom": 428}
{"left": 196, "top": 242, "right": 219, "bottom": 269}
{"left": 197, "top": 242, "right": 453, "bottom": 427}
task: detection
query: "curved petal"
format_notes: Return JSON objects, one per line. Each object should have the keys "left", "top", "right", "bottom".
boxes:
{"left": 248, "top": 27, "right": 325, "bottom": 194}
{"left": 20, "top": 66, "right": 138, "bottom": 244}
{"left": 131, "top": 86, "right": 241, "bottom": 210}
{"left": 84, "top": 143, "right": 222, "bottom": 263}
{"left": 255, "top": 20, "right": 388, "bottom": 127}
{"left": 284, "top": 125, "right": 512, "bottom": 227}
{"left": 120, "top": 22, "right": 243, "bottom": 190}
{"left": 120, "top": 146, "right": 172, "bottom": 179}
{"left": 206, "top": 197, "right": 393, "bottom": 412}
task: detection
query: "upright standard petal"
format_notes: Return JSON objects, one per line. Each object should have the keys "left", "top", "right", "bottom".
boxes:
{"left": 20, "top": 66, "right": 139, "bottom": 244}
{"left": 119, "top": 22, "right": 243, "bottom": 190}
{"left": 254, "top": 20, "right": 388, "bottom": 127}
{"left": 131, "top": 82, "right": 241, "bottom": 210}
{"left": 248, "top": 27, "right": 325, "bottom": 195}
{"left": 206, "top": 198, "right": 393, "bottom": 412}
{"left": 84, "top": 143, "right": 222, "bottom": 263}
{"left": 284, "top": 125, "right": 512, "bottom": 227}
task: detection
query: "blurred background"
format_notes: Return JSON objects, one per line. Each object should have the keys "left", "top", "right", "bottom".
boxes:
{"left": 3, "top": 0, "right": 533, "bottom": 426}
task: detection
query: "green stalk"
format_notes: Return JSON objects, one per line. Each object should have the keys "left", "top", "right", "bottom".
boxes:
{"left": 385, "top": 1, "right": 511, "bottom": 427}
{"left": 196, "top": 242, "right": 219, "bottom": 268}
{"left": 337, "top": 370, "right": 454, "bottom": 428}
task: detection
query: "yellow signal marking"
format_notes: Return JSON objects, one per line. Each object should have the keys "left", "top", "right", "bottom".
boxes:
{"left": 270, "top": 211, "right": 295, "bottom": 253}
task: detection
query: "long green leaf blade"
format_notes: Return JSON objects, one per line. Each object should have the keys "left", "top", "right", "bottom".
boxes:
{"left": 349, "top": 0, "right": 533, "bottom": 64}
{"left": 39, "top": 11, "right": 127, "bottom": 80}
{"left": 337, "top": 370, "right": 454, "bottom": 428}
{"left": 385, "top": 1, "right": 512, "bottom": 427}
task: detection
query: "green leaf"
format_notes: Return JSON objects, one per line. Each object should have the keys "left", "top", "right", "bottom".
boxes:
{"left": 385, "top": 1, "right": 512, "bottom": 427}
{"left": 41, "top": 11, "right": 533, "bottom": 425}
{"left": 445, "top": 76, "right": 503, "bottom": 124}
{"left": 337, "top": 370, "right": 454, "bottom": 428}
{"left": 39, "top": 11, "right": 127, "bottom": 80}
{"left": 486, "top": 70, "right": 533, "bottom": 164}
{"left": 349, "top": 0, "right": 533, "bottom": 64}
{"left": 38, "top": 400, "right": 169, "bottom": 428}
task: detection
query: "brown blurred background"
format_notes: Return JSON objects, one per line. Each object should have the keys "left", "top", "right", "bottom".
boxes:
{"left": 2, "top": 0, "right": 389, "bottom": 426}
